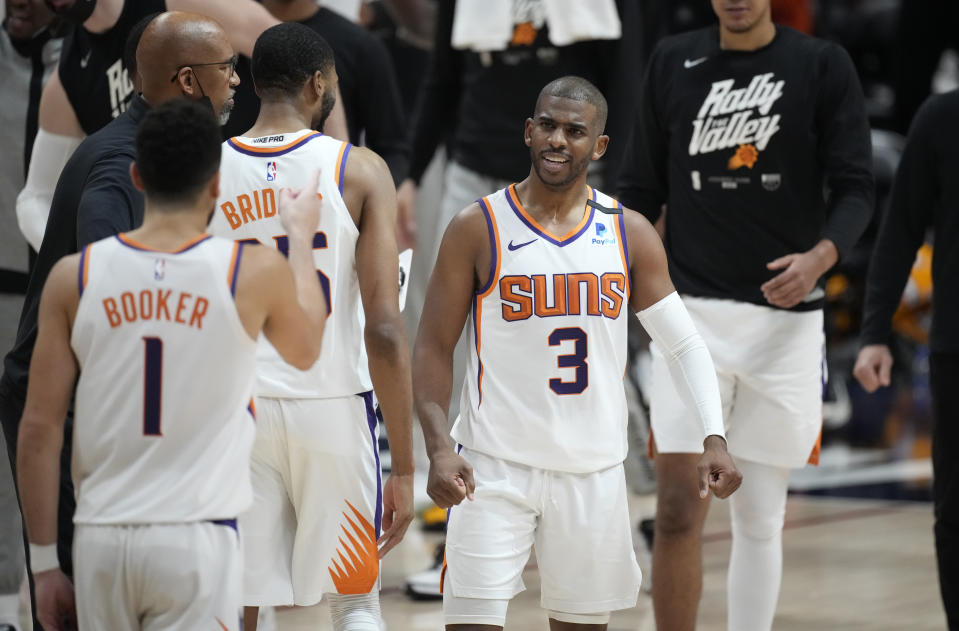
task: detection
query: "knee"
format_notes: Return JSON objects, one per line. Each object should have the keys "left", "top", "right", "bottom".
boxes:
{"left": 730, "top": 496, "right": 785, "bottom": 542}
{"left": 655, "top": 487, "right": 704, "bottom": 538}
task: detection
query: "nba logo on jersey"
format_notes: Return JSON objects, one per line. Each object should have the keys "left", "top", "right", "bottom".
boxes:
{"left": 266, "top": 161, "right": 277, "bottom": 182}
{"left": 153, "top": 258, "right": 165, "bottom": 281}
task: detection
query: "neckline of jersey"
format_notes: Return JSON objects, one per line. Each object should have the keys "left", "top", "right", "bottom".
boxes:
{"left": 505, "top": 183, "right": 596, "bottom": 247}
{"left": 115, "top": 232, "right": 212, "bottom": 254}
{"left": 227, "top": 130, "right": 322, "bottom": 156}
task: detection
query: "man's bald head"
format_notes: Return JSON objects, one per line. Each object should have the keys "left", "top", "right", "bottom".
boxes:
{"left": 136, "top": 11, "right": 238, "bottom": 123}
{"left": 137, "top": 12, "right": 230, "bottom": 89}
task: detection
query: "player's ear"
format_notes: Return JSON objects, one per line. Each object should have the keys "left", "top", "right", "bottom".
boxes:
{"left": 592, "top": 134, "right": 610, "bottom": 160}
{"left": 524, "top": 118, "right": 534, "bottom": 147}
{"left": 130, "top": 162, "right": 146, "bottom": 193}
{"left": 310, "top": 70, "right": 324, "bottom": 103}
{"left": 173, "top": 68, "right": 194, "bottom": 97}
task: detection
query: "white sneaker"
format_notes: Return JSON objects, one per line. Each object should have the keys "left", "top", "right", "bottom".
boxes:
{"left": 404, "top": 542, "right": 444, "bottom": 600}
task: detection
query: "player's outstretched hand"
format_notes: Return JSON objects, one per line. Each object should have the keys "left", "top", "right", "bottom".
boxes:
{"left": 698, "top": 435, "right": 743, "bottom": 499}
{"left": 378, "top": 472, "right": 414, "bottom": 559}
{"left": 35, "top": 568, "right": 77, "bottom": 631}
{"left": 278, "top": 169, "right": 322, "bottom": 239}
{"left": 853, "top": 344, "right": 894, "bottom": 393}
{"left": 427, "top": 450, "right": 475, "bottom": 508}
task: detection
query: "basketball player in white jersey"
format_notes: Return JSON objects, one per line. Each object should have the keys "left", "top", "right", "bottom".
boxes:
{"left": 15, "top": 98, "right": 328, "bottom": 631}
{"left": 415, "top": 76, "right": 743, "bottom": 630}
{"left": 207, "top": 24, "right": 414, "bottom": 631}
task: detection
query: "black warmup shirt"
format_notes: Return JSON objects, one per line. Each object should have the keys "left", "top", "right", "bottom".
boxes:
{"left": 619, "top": 26, "right": 874, "bottom": 311}
{"left": 59, "top": 0, "right": 165, "bottom": 135}
{"left": 407, "top": 0, "right": 641, "bottom": 187}
{"left": 224, "top": 8, "right": 410, "bottom": 185}
{"left": 861, "top": 91, "right": 959, "bottom": 353}
{"left": 0, "top": 96, "right": 149, "bottom": 408}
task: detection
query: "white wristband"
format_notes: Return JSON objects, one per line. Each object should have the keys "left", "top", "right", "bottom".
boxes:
{"left": 29, "top": 543, "right": 59, "bottom": 574}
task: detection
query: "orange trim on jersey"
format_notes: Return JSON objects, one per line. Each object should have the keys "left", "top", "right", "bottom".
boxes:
{"left": 507, "top": 183, "right": 591, "bottom": 243}
{"left": 227, "top": 131, "right": 321, "bottom": 154}
{"left": 613, "top": 216, "right": 630, "bottom": 297}
{"left": 116, "top": 232, "right": 211, "bottom": 254}
{"left": 228, "top": 241, "right": 241, "bottom": 288}
{"left": 334, "top": 141, "right": 349, "bottom": 190}
{"left": 81, "top": 244, "right": 92, "bottom": 293}
{"left": 477, "top": 197, "right": 501, "bottom": 300}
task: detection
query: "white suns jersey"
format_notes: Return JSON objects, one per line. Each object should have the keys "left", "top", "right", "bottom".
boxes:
{"left": 210, "top": 130, "right": 371, "bottom": 398}
{"left": 70, "top": 234, "right": 256, "bottom": 525}
{"left": 452, "top": 184, "right": 632, "bottom": 473}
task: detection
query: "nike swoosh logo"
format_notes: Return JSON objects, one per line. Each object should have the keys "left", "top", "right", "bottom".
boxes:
{"left": 684, "top": 56, "right": 708, "bottom": 69}
{"left": 80, "top": 51, "right": 92, "bottom": 68}
{"left": 507, "top": 239, "right": 536, "bottom": 251}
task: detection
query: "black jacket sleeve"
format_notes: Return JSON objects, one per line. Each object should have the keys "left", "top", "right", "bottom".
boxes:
{"left": 357, "top": 34, "right": 410, "bottom": 185}
{"left": 406, "top": 0, "right": 461, "bottom": 184}
{"left": 859, "top": 100, "right": 937, "bottom": 347}
{"left": 617, "top": 45, "right": 668, "bottom": 222}
{"left": 76, "top": 151, "right": 143, "bottom": 247}
{"left": 816, "top": 43, "right": 875, "bottom": 259}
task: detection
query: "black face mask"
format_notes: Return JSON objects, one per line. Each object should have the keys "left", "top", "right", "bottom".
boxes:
{"left": 189, "top": 70, "right": 216, "bottom": 117}
{"left": 43, "top": 0, "right": 97, "bottom": 26}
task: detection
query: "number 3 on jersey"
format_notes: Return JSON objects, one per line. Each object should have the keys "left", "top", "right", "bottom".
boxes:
{"left": 239, "top": 232, "right": 331, "bottom": 313}
{"left": 548, "top": 327, "right": 588, "bottom": 395}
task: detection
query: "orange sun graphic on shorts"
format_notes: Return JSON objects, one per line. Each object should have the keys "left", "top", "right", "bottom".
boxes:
{"left": 511, "top": 22, "right": 538, "bottom": 46}
{"left": 728, "top": 143, "right": 759, "bottom": 169}
{"left": 328, "top": 500, "right": 379, "bottom": 594}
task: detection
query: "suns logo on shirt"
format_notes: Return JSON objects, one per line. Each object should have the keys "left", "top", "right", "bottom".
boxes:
{"left": 266, "top": 161, "right": 277, "bottom": 182}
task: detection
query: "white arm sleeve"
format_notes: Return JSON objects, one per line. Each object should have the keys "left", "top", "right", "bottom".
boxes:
{"left": 637, "top": 292, "right": 726, "bottom": 440}
{"left": 16, "top": 129, "right": 83, "bottom": 250}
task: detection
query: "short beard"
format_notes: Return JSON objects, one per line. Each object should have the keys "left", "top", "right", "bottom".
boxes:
{"left": 529, "top": 148, "right": 590, "bottom": 190}
{"left": 312, "top": 89, "right": 336, "bottom": 131}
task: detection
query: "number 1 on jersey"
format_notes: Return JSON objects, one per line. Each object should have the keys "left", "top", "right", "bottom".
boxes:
{"left": 142, "top": 337, "right": 163, "bottom": 436}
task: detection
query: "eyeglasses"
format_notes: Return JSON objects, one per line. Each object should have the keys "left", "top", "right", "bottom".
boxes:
{"left": 169, "top": 54, "right": 239, "bottom": 83}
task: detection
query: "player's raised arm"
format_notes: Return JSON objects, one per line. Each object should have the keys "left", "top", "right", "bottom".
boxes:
{"left": 344, "top": 147, "right": 416, "bottom": 557}
{"left": 236, "top": 172, "right": 328, "bottom": 370}
{"left": 16, "top": 256, "right": 81, "bottom": 630}
{"left": 413, "top": 203, "right": 489, "bottom": 508}
{"left": 16, "top": 72, "right": 85, "bottom": 250}
{"left": 624, "top": 209, "right": 742, "bottom": 499}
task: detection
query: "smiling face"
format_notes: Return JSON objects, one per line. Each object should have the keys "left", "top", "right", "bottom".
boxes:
{"left": 525, "top": 95, "right": 607, "bottom": 191}
{"left": 711, "top": 0, "right": 771, "bottom": 34}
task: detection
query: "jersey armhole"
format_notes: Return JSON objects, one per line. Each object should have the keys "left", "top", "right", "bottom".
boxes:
{"left": 475, "top": 197, "right": 501, "bottom": 298}
{"left": 78, "top": 244, "right": 92, "bottom": 297}
{"left": 228, "top": 241, "right": 246, "bottom": 298}
{"left": 615, "top": 207, "right": 632, "bottom": 295}
{"left": 334, "top": 141, "right": 353, "bottom": 195}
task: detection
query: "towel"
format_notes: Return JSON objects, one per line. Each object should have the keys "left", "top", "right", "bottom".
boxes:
{"left": 451, "top": 0, "right": 621, "bottom": 52}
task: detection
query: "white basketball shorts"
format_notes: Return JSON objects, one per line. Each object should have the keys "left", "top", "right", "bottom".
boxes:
{"left": 74, "top": 520, "right": 241, "bottom": 630}
{"left": 442, "top": 447, "right": 641, "bottom": 625}
{"left": 241, "top": 393, "right": 382, "bottom": 607}
{"left": 650, "top": 296, "right": 825, "bottom": 468}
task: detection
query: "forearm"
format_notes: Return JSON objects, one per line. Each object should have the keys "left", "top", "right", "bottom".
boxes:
{"left": 412, "top": 344, "right": 457, "bottom": 458}
{"left": 807, "top": 238, "right": 839, "bottom": 276}
{"left": 637, "top": 292, "right": 725, "bottom": 439}
{"left": 365, "top": 320, "right": 415, "bottom": 475}
{"left": 16, "top": 417, "right": 64, "bottom": 545}
{"left": 17, "top": 130, "right": 83, "bottom": 250}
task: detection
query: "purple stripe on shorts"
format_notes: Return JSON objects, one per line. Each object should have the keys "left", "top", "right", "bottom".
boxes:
{"left": 360, "top": 391, "right": 383, "bottom": 537}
